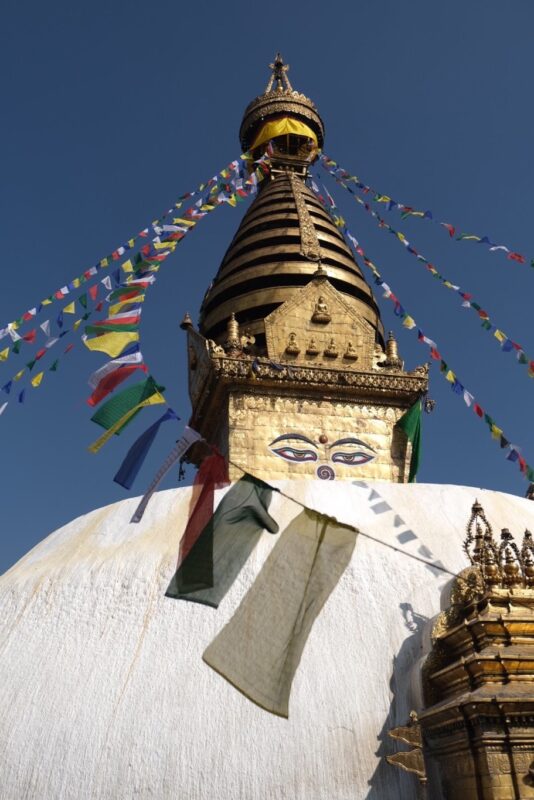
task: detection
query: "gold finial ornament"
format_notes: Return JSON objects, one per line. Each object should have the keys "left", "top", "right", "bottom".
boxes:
{"left": 383, "top": 331, "right": 403, "bottom": 370}
{"left": 180, "top": 312, "right": 194, "bottom": 330}
{"left": 224, "top": 313, "right": 241, "bottom": 355}
{"left": 265, "top": 53, "right": 293, "bottom": 93}
{"left": 239, "top": 53, "right": 325, "bottom": 152}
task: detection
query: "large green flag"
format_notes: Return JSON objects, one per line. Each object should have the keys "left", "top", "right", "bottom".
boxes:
{"left": 166, "top": 473, "right": 279, "bottom": 608}
{"left": 90, "top": 375, "right": 164, "bottom": 434}
{"left": 396, "top": 400, "right": 422, "bottom": 482}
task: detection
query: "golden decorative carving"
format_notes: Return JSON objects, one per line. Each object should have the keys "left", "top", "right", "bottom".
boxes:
{"left": 310, "top": 294, "right": 331, "bottom": 324}
{"left": 386, "top": 712, "right": 427, "bottom": 787}
{"left": 323, "top": 338, "right": 338, "bottom": 358}
{"left": 421, "top": 501, "right": 534, "bottom": 799}
{"left": 285, "top": 332, "right": 300, "bottom": 355}
{"left": 288, "top": 171, "right": 321, "bottom": 263}
{"left": 306, "top": 337, "right": 319, "bottom": 355}
{"left": 343, "top": 342, "right": 358, "bottom": 361}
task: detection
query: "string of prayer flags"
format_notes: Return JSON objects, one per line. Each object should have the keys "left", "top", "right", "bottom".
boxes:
{"left": 320, "top": 153, "right": 532, "bottom": 270}
{"left": 90, "top": 375, "right": 165, "bottom": 435}
{"left": 113, "top": 407, "right": 180, "bottom": 490}
{"left": 166, "top": 472, "right": 278, "bottom": 608}
{"left": 203, "top": 507, "right": 357, "bottom": 717}
{"left": 311, "top": 181, "right": 534, "bottom": 483}
{"left": 396, "top": 401, "right": 423, "bottom": 483}
{"left": 314, "top": 169, "right": 534, "bottom": 375}
{"left": 0, "top": 150, "right": 269, "bottom": 342}
{"left": 130, "top": 426, "right": 203, "bottom": 523}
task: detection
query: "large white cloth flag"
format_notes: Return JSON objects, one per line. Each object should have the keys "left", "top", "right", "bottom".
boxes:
{"left": 130, "top": 426, "right": 202, "bottom": 523}
{"left": 203, "top": 507, "right": 358, "bottom": 718}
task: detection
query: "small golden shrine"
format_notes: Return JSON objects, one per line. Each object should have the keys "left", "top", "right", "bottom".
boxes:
{"left": 183, "top": 55, "right": 428, "bottom": 482}
{"left": 420, "top": 502, "right": 534, "bottom": 799}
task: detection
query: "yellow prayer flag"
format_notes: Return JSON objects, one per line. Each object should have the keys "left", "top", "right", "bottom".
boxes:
{"left": 121, "top": 259, "right": 134, "bottom": 273}
{"left": 13, "top": 369, "right": 25, "bottom": 382}
{"left": 172, "top": 218, "right": 196, "bottom": 227}
{"left": 72, "top": 278, "right": 80, "bottom": 289}
{"left": 100, "top": 258, "right": 109, "bottom": 267}
{"left": 0, "top": 348, "right": 9, "bottom": 361}
{"left": 445, "top": 370, "right": 455, "bottom": 383}
{"left": 109, "top": 296, "right": 145, "bottom": 315}
{"left": 42, "top": 298, "right": 53, "bottom": 306}
{"left": 154, "top": 241, "right": 177, "bottom": 251}
{"left": 402, "top": 315, "right": 416, "bottom": 330}
{"left": 128, "top": 239, "right": 135, "bottom": 248}
{"left": 63, "top": 301, "right": 76, "bottom": 314}
{"left": 491, "top": 424, "right": 503, "bottom": 440}
{"left": 494, "top": 330, "right": 506, "bottom": 343}
{"left": 88, "top": 392, "right": 166, "bottom": 454}
{"left": 73, "top": 319, "right": 82, "bottom": 331}
{"left": 83, "top": 331, "right": 139, "bottom": 358}
{"left": 31, "top": 371, "right": 44, "bottom": 388}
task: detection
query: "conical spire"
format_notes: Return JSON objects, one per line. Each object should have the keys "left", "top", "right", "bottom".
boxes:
{"left": 265, "top": 53, "right": 293, "bottom": 92}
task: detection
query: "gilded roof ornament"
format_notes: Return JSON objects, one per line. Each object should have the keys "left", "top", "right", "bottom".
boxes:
{"left": 265, "top": 53, "right": 293, "bottom": 93}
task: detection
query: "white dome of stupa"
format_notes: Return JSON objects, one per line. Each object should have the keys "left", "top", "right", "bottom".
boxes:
{"left": 1, "top": 480, "right": 532, "bottom": 799}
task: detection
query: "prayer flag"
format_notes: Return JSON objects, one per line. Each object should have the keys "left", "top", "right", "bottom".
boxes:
{"left": 167, "top": 473, "right": 278, "bottom": 608}
{"left": 90, "top": 375, "right": 165, "bottom": 434}
{"left": 31, "top": 372, "right": 44, "bottom": 388}
{"left": 88, "top": 391, "right": 166, "bottom": 454}
{"left": 396, "top": 401, "right": 422, "bottom": 482}
{"left": 87, "top": 363, "right": 147, "bottom": 407}
{"left": 83, "top": 331, "right": 139, "bottom": 358}
{"left": 113, "top": 408, "right": 179, "bottom": 490}
{"left": 63, "top": 302, "right": 75, "bottom": 314}
{"left": 203, "top": 507, "right": 357, "bottom": 718}
{"left": 130, "top": 426, "right": 202, "bottom": 522}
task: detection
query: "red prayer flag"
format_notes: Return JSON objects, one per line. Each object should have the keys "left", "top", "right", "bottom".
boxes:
{"left": 89, "top": 285, "right": 99, "bottom": 301}
{"left": 22, "top": 330, "right": 36, "bottom": 343}
{"left": 508, "top": 252, "right": 526, "bottom": 264}
{"left": 177, "top": 451, "right": 230, "bottom": 565}
{"left": 87, "top": 363, "right": 147, "bottom": 407}
{"left": 473, "top": 403, "right": 484, "bottom": 418}
{"left": 35, "top": 348, "right": 46, "bottom": 360}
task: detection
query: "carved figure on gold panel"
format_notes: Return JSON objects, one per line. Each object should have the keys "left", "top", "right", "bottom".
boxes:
{"left": 324, "top": 338, "right": 338, "bottom": 358}
{"left": 306, "top": 337, "right": 319, "bottom": 355}
{"left": 268, "top": 432, "right": 376, "bottom": 480}
{"left": 285, "top": 332, "right": 300, "bottom": 355}
{"left": 344, "top": 341, "right": 358, "bottom": 361}
{"left": 311, "top": 295, "right": 331, "bottom": 324}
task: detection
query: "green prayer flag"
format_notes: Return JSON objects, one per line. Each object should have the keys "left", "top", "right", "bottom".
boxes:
{"left": 85, "top": 323, "right": 139, "bottom": 335}
{"left": 396, "top": 401, "right": 422, "bottom": 483}
{"left": 166, "top": 473, "right": 278, "bottom": 608}
{"left": 90, "top": 375, "right": 164, "bottom": 434}
{"left": 12, "top": 340, "right": 21, "bottom": 355}
{"left": 79, "top": 293, "right": 88, "bottom": 309}
{"left": 26, "top": 359, "right": 36, "bottom": 371}
{"left": 49, "top": 360, "right": 59, "bottom": 371}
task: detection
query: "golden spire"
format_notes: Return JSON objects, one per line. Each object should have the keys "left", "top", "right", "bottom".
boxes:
{"left": 265, "top": 53, "right": 293, "bottom": 93}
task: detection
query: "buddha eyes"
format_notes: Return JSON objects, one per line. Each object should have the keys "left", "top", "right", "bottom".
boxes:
{"left": 331, "top": 451, "right": 374, "bottom": 466}
{"left": 271, "top": 447, "right": 318, "bottom": 463}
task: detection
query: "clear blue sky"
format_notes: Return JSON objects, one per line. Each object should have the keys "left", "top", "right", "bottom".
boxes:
{"left": 2, "top": 0, "right": 534, "bottom": 572}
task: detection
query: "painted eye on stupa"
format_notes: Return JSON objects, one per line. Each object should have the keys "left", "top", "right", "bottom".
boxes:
{"left": 268, "top": 433, "right": 319, "bottom": 464}
{"left": 328, "top": 437, "right": 376, "bottom": 467}
{"left": 331, "top": 451, "right": 374, "bottom": 466}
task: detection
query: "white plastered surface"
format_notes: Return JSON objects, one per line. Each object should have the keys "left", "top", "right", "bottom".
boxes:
{"left": 1, "top": 481, "right": 532, "bottom": 799}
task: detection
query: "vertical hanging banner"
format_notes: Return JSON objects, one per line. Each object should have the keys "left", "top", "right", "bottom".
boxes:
{"left": 130, "top": 426, "right": 203, "bottom": 523}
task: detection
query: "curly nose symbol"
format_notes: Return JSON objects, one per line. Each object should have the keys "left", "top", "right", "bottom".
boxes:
{"left": 317, "top": 464, "right": 335, "bottom": 481}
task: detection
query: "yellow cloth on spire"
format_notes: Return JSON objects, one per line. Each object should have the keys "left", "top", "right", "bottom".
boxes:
{"left": 83, "top": 331, "right": 139, "bottom": 358}
{"left": 250, "top": 117, "right": 318, "bottom": 150}
{"left": 88, "top": 391, "right": 165, "bottom": 453}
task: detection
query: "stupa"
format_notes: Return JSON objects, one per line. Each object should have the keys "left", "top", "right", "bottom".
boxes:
{"left": 2, "top": 55, "right": 534, "bottom": 800}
